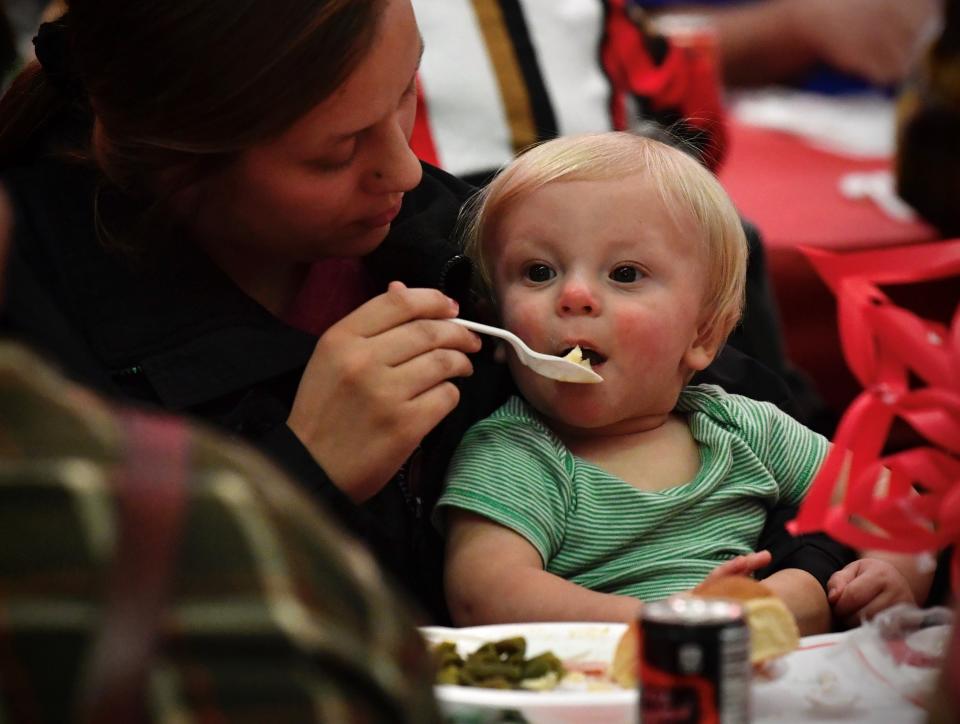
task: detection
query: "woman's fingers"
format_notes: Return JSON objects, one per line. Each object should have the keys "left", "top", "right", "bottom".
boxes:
{"left": 287, "top": 284, "right": 482, "bottom": 503}
{"left": 305, "top": 379, "right": 463, "bottom": 503}
{"left": 337, "top": 281, "right": 461, "bottom": 338}
{"left": 394, "top": 348, "right": 475, "bottom": 399}
{"left": 406, "top": 379, "right": 464, "bottom": 431}
{"left": 377, "top": 318, "right": 481, "bottom": 367}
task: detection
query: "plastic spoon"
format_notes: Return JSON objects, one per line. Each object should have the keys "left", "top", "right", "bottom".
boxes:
{"left": 450, "top": 318, "right": 603, "bottom": 384}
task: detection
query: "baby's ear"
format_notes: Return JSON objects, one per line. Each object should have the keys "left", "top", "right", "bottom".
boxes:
{"left": 685, "top": 322, "right": 724, "bottom": 372}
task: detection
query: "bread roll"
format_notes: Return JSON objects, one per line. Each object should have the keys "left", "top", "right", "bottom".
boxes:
{"left": 694, "top": 575, "right": 800, "bottom": 664}
{"left": 610, "top": 576, "right": 800, "bottom": 686}
{"left": 610, "top": 620, "right": 641, "bottom": 688}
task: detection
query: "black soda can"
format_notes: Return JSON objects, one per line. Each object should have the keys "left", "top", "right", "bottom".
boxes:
{"left": 640, "top": 596, "right": 751, "bottom": 723}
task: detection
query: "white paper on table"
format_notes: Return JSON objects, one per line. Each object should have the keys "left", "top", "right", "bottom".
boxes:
{"left": 838, "top": 170, "right": 918, "bottom": 222}
{"left": 730, "top": 88, "right": 896, "bottom": 158}
{"left": 753, "top": 633, "right": 927, "bottom": 724}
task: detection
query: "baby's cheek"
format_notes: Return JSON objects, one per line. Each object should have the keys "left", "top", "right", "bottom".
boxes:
{"left": 501, "top": 300, "right": 544, "bottom": 340}
{"left": 611, "top": 309, "right": 652, "bottom": 345}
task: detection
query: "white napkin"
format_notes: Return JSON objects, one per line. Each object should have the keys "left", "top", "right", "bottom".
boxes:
{"left": 730, "top": 88, "right": 896, "bottom": 158}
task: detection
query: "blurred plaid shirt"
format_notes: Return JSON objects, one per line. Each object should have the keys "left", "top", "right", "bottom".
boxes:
{"left": 0, "top": 342, "right": 441, "bottom": 723}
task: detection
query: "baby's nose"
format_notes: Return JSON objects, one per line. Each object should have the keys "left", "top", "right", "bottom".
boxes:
{"left": 557, "top": 280, "right": 600, "bottom": 316}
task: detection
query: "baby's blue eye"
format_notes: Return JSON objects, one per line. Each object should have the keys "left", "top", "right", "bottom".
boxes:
{"left": 610, "top": 265, "right": 641, "bottom": 283}
{"left": 525, "top": 264, "right": 556, "bottom": 282}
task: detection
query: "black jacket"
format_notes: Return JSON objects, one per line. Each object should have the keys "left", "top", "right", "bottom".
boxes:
{"left": 1, "top": 153, "right": 513, "bottom": 621}
{"left": 1, "top": 152, "right": 853, "bottom": 623}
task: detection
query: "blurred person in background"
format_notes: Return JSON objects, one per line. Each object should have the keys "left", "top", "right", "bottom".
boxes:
{"left": 634, "top": 0, "right": 941, "bottom": 92}
{"left": 897, "top": 0, "right": 960, "bottom": 237}
{"left": 411, "top": 0, "right": 727, "bottom": 184}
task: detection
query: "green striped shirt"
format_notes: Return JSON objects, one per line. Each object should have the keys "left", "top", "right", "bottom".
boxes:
{"left": 437, "top": 385, "right": 829, "bottom": 602}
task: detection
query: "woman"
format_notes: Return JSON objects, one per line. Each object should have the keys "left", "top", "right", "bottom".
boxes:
{"left": 1, "top": 0, "right": 491, "bottom": 621}
{"left": 0, "top": 0, "right": 850, "bottom": 623}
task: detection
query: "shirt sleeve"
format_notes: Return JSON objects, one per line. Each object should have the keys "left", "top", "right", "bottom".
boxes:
{"left": 737, "top": 396, "right": 830, "bottom": 505}
{"left": 435, "top": 415, "right": 573, "bottom": 565}
{"left": 756, "top": 503, "right": 857, "bottom": 593}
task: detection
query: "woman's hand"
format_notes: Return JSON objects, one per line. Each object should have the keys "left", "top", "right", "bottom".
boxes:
{"left": 287, "top": 281, "right": 481, "bottom": 502}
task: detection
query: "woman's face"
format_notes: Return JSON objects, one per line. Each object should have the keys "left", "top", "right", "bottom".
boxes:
{"left": 192, "top": 0, "right": 423, "bottom": 265}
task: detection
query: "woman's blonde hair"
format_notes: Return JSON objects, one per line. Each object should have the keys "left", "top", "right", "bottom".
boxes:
{"left": 459, "top": 131, "right": 748, "bottom": 349}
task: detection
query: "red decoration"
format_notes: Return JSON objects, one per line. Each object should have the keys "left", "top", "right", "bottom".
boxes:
{"left": 788, "top": 240, "right": 960, "bottom": 592}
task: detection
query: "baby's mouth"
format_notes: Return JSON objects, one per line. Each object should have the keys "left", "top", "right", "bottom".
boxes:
{"left": 559, "top": 346, "right": 607, "bottom": 367}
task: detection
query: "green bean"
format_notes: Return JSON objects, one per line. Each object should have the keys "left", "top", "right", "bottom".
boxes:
{"left": 430, "top": 637, "right": 566, "bottom": 690}
{"left": 432, "top": 641, "right": 463, "bottom": 669}
{"left": 492, "top": 637, "right": 526, "bottom": 658}
{"left": 522, "top": 652, "right": 564, "bottom": 679}
{"left": 463, "top": 660, "right": 523, "bottom": 681}
{"left": 436, "top": 665, "right": 461, "bottom": 685}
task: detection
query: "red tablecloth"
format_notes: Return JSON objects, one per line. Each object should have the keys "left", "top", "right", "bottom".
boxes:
{"left": 718, "top": 121, "right": 941, "bottom": 414}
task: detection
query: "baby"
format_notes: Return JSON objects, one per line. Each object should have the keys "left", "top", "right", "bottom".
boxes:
{"left": 437, "top": 132, "right": 926, "bottom": 632}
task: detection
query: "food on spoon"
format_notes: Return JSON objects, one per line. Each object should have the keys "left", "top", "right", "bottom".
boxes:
{"left": 562, "top": 345, "right": 593, "bottom": 370}
{"left": 693, "top": 575, "right": 800, "bottom": 665}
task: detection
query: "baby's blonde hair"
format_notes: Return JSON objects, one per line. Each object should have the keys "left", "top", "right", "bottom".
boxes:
{"left": 459, "top": 132, "right": 748, "bottom": 350}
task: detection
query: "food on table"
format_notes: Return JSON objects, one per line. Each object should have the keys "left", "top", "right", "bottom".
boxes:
{"left": 432, "top": 636, "right": 566, "bottom": 690}
{"left": 611, "top": 576, "right": 799, "bottom": 687}
{"left": 610, "top": 620, "right": 642, "bottom": 688}
{"left": 694, "top": 574, "right": 801, "bottom": 664}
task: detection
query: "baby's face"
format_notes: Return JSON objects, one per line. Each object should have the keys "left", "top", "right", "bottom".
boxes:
{"left": 489, "top": 173, "right": 715, "bottom": 435}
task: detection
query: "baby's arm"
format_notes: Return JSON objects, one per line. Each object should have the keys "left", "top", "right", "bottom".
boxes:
{"left": 758, "top": 568, "right": 831, "bottom": 635}
{"left": 752, "top": 503, "right": 851, "bottom": 635}
{"left": 444, "top": 510, "right": 641, "bottom": 625}
{"left": 696, "top": 548, "right": 830, "bottom": 634}
{"left": 828, "top": 552, "right": 935, "bottom": 629}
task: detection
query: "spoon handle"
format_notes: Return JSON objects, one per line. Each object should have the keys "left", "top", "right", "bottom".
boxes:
{"left": 449, "top": 318, "right": 526, "bottom": 351}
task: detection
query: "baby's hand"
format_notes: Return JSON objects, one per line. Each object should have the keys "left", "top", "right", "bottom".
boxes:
{"left": 828, "top": 558, "right": 916, "bottom": 628}
{"left": 700, "top": 550, "right": 772, "bottom": 586}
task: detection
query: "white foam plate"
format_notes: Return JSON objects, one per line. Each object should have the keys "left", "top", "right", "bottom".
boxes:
{"left": 420, "top": 622, "right": 636, "bottom": 724}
